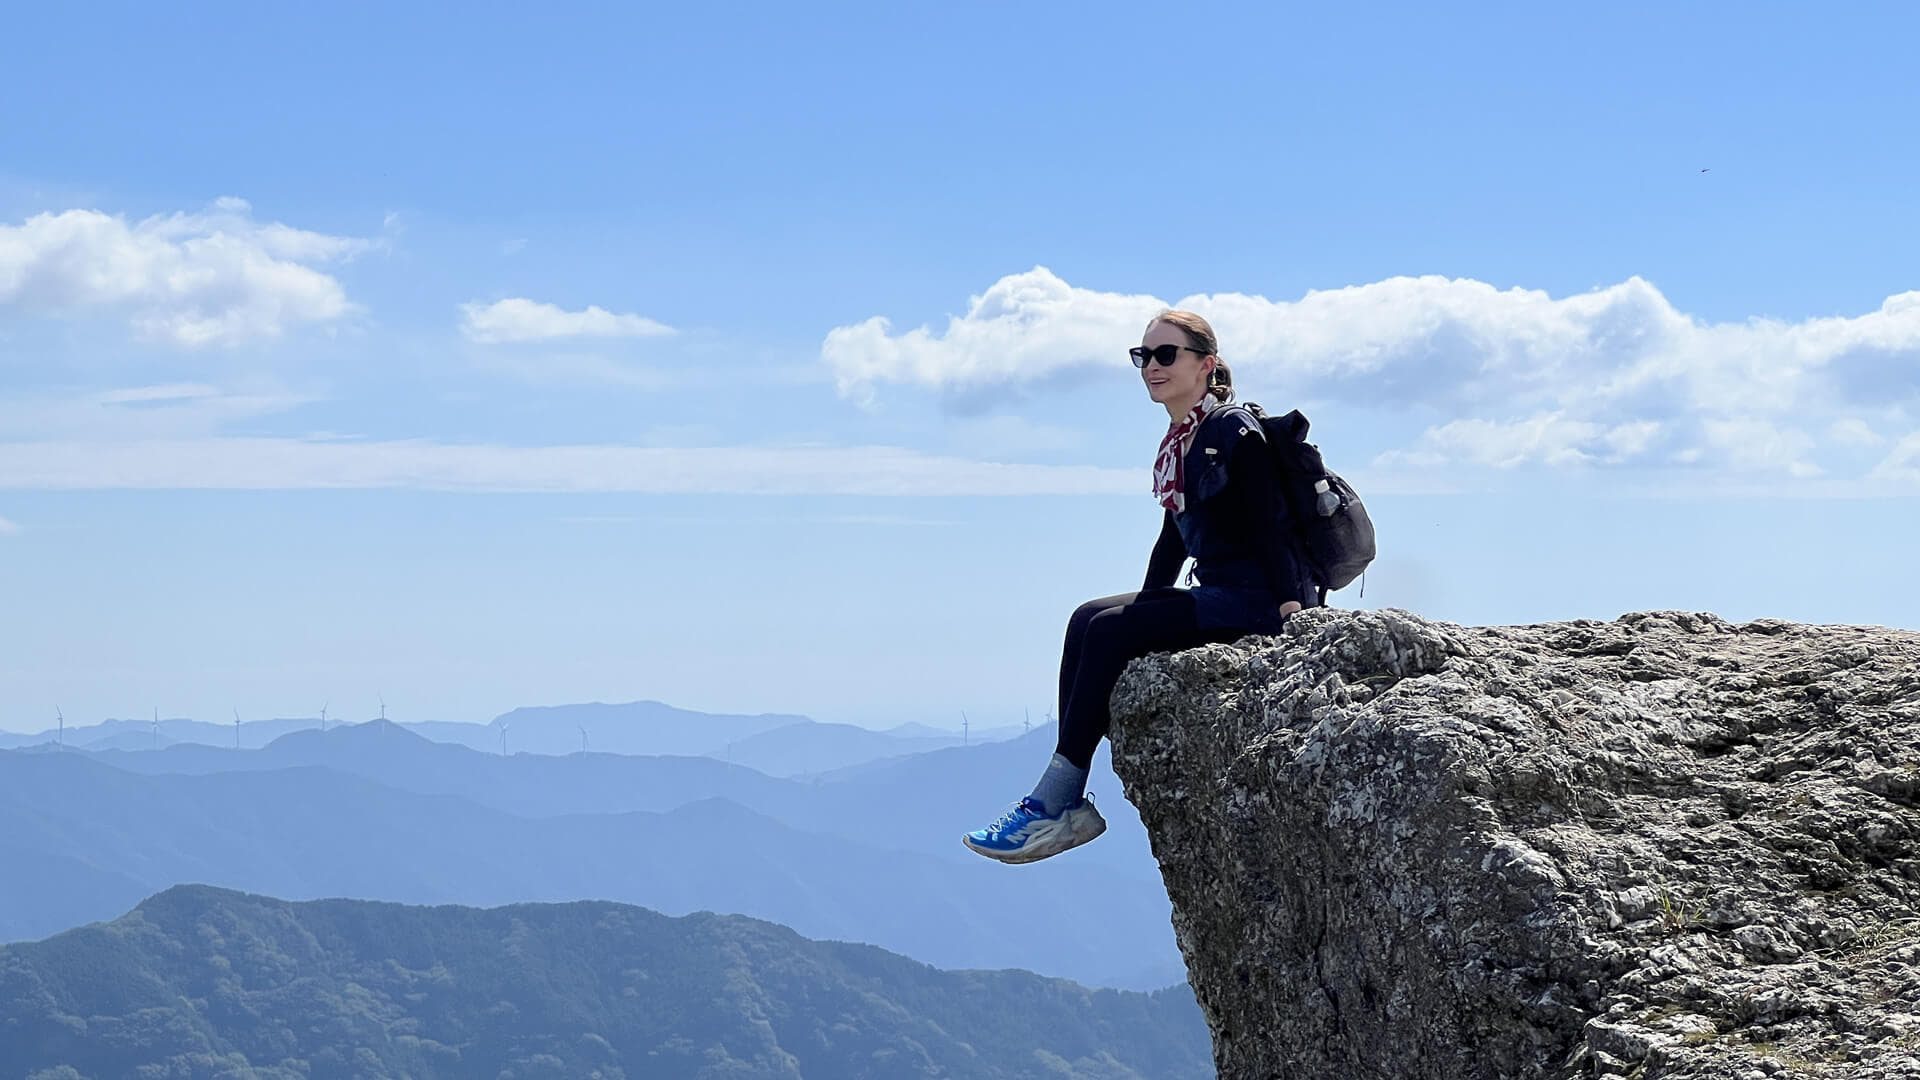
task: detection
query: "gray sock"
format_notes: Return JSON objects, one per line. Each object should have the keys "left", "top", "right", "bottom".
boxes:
{"left": 1029, "top": 753, "right": 1090, "bottom": 815}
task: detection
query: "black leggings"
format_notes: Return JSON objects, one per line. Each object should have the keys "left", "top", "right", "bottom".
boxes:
{"left": 1053, "top": 590, "right": 1250, "bottom": 770}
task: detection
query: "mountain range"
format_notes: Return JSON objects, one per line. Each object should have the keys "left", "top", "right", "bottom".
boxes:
{"left": 1, "top": 700, "right": 1026, "bottom": 777}
{"left": 78, "top": 718, "right": 1147, "bottom": 872}
{"left": 0, "top": 719, "right": 1179, "bottom": 988}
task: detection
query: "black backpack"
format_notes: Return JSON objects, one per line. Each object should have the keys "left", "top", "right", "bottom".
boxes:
{"left": 1234, "top": 403, "right": 1376, "bottom": 603}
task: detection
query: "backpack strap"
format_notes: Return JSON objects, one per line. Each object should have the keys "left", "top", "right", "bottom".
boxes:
{"left": 1236, "top": 402, "right": 1310, "bottom": 443}
{"left": 1210, "top": 403, "right": 1264, "bottom": 439}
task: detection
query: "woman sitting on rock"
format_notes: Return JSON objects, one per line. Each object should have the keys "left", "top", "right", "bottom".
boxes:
{"left": 964, "top": 309, "right": 1312, "bottom": 864}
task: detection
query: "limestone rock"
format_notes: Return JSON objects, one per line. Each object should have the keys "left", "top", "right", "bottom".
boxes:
{"left": 1107, "top": 608, "right": 1920, "bottom": 1079}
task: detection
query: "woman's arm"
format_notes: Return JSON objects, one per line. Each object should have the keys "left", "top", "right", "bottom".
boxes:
{"left": 1228, "top": 431, "right": 1311, "bottom": 608}
{"left": 1143, "top": 510, "right": 1185, "bottom": 589}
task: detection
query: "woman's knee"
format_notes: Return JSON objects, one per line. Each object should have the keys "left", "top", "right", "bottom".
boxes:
{"left": 1084, "top": 592, "right": 1202, "bottom": 655}
{"left": 1081, "top": 605, "right": 1142, "bottom": 650}
{"left": 1068, "top": 592, "right": 1132, "bottom": 635}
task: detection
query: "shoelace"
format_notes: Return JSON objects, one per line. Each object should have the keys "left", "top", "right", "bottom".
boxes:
{"left": 981, "top": 790, "right": 1105, "bottom": 838}
{"left": 985, "top": 800, "right": 1040, "bottom": 837}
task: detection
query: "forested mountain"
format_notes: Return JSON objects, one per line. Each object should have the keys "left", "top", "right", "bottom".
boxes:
{"left": 0, "top": 886, "right": 1211, "bottom": 1080}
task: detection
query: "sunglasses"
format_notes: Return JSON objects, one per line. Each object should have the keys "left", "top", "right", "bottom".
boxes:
{"left": 1128, "top": 343, "right": 1207, "bottom": 368}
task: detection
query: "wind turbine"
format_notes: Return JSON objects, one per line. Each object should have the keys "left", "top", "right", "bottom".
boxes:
{"left": 378, "top": 695, "right": 387, "bottom": 723}
{"left": 319, "top": 701, "right": 329, "bottom": 733}
{"left": 961, "top": 710, "right": 970, "bottom": 747}
{"left": 1024, "top": 708, "right": 1031, "bottom": 736}
{"left": 55, "top": 706, "right": 63, "bottom": 747}
{"left": 152, "top": 707, "right": 160, "bottom": 751}
{"left": 233, "top": 708, "right": 241, "bottom": 750}
{"left": 499, "top": 722, "right": 510, "bottom": 757}
{"left": 578, "top": 725, "right": 588, "bottom": 753}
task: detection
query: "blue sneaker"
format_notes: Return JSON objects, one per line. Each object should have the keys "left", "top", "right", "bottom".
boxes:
{"left": 963, "top": 794, "right": 1108, "bottom": 864}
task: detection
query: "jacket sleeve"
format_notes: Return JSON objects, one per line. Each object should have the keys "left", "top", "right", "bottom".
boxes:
{"left": 1228, "top": 431, "right": 1311, "bottom": 608}
{"left": 1142, "top": 510, "right": 1186, "bottom": 590}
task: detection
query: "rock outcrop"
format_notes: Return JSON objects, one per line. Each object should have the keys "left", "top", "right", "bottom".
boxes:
{"left": 1108, "top": 608, "right": 1920, "bottom": 1079}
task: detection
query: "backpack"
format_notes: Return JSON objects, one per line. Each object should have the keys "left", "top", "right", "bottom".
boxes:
{"left": 1234, "top": 403, "right": 1376, "bottom": 602}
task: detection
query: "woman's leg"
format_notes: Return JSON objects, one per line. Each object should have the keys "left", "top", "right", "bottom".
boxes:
{"left": 967, "top": 590, "right": 1251, "bottom": 863}
{"left": 1055, "top": 590, "right": 1241, "bottom": 770}
{"left": 1025, "top": 593, "right": 1147, "bottom": 816}
{"left": 1057, "top": 593, "right": 1139, "bottom": 724}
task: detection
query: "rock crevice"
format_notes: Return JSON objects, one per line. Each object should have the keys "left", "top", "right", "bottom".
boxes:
{"left": 1108, "top": 608, "right": 1920, "bottom": 1079}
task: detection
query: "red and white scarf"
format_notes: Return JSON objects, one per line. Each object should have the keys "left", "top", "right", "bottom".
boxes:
{"left": 1152, "top": 394, "right": 1219, "bottom": 514}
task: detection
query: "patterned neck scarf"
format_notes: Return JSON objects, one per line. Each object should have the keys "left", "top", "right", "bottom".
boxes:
{"left": 1152, "top": 393, "right": 1219, "bottom": 514}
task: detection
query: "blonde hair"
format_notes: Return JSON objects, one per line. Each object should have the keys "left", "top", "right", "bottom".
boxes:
{"left": 1147, "top": 309, "right": 1233, "bottom": 402}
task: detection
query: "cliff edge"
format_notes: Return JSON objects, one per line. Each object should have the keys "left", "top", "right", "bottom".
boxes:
{"left": 1108, "top": 608, "right": 1920, "bottom": 1079}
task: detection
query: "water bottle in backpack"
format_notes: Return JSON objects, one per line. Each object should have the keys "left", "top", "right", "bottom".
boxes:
{"left": 1237, "top": 404, "right": 1376, "bottom": 602}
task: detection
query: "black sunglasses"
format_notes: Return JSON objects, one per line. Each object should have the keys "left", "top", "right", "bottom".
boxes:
{"left": 1128, "top": 343, "right": 1207, "bottom": 368}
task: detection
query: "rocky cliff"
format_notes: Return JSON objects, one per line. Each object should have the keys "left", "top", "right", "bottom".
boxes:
{"left": 1108, "top": 608, "right": 1920, "bottom": 1079}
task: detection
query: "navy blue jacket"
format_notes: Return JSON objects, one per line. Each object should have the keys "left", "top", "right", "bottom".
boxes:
{"left": 1143, "top": 404, "right": 1314, "bottom": 607}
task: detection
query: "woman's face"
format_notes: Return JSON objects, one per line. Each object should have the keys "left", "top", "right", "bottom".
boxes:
{"left": 1140, "top": 320, "right": 1214, "bottom": 408}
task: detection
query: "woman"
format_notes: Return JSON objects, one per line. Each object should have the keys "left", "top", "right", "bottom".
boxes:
{"left": 963, "top": 309, "right": 1312, "bottom": 864}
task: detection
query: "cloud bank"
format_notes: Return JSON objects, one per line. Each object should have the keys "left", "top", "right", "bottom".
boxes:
{"left": 824, "top": 267, "right": 1920, "bottom": 477}
{"left": 0, "top": 198, "right": 372, "bottom": 347}
{"left": 0, "top": 382, "right": 320, "bottom": 441}
{"left": 0, "top": 439, "right": 1138, "bottom": 496}
{"left": 459, "top": 298, "right": 674, "bottom": 344}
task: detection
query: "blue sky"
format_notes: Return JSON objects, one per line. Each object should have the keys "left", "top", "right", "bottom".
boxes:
{"left": 3, "top": 2, "right": 1917, "bottom": 733}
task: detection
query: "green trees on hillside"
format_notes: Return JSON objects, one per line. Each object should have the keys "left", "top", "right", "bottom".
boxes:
{"left": 0, "top": 886, "right": 1210, "bottom": 1080}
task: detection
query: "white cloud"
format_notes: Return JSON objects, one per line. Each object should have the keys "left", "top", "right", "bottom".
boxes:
{"left": 826, "top": 267, "right": 1920, "bottom": 477}
{"left": 1831, "top": 418, "right": 1886, "bottom": 446}
{"left": 0, "top": 382, "right": 316, "bottom": 440}
{"left": 824, "top": 270, "right": 1164, "bottom": 404}
{"left": 0, "top": 438, "right": 1141, "bottom": 496}
{"left": 460, "top": 298, "right": 674, "bottom": 344}
{"left": 1869, "top": 432, "right": 1920, "bottom": 486}
{"left": 1373, "top": 414, "right": 1827, "bottom": 475}
{"left": 1374, "top": 414, "right": 1627, "bottom": 469}
{"left": 0, "top": 197, "right": 372, "bottom": 347}
{"left": 1700, "top": 418, "right": 1822, "bottom": 477}
{"left": 0, "top": 516, "right": 19, "bottom": 535}
{"left": 97, "top": 383, "right": 224, "bottom": 405}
